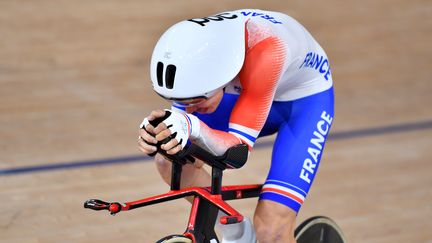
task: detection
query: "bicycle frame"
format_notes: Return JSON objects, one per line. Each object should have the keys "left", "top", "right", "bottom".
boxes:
{"left": 84, "top": 144, "right": 261, "bottom": 243}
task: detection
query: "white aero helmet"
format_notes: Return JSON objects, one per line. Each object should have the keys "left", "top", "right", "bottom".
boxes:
{"left": 150, "top": 12, "right": 246, "bottom": 101}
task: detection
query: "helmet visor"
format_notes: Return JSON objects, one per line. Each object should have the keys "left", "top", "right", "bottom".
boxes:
{"left": 172, "top": 97, "right": 207, "bottom": 107}
{"left": 157, "top": 88, "right": 220, "bottom": 107}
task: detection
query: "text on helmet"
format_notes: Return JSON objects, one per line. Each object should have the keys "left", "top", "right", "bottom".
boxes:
{"left": 188, "top": 13, "right": 238, "bottom": 27}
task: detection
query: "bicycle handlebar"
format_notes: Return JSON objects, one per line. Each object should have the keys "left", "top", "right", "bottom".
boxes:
{"left": 83, "top": 144, "right": 249, "bottom": 216}
{"left": 84, "top": 115, "right": 250, "bottom": 218}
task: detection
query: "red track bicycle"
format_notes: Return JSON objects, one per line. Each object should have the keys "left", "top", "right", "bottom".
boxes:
{"left": 84, "top": 143, "right": 346, "bottom": 242}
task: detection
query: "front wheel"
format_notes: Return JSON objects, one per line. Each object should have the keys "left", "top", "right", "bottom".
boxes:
{"left": 156, "top": 234, "right": 193, "bottom": 243}
{"left": 295, "top": 216, "right": 346, "bottom": 243}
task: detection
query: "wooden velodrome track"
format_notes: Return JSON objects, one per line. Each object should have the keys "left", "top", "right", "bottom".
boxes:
{"left": 1, "top": 0, "right": 431, "bottom": 242}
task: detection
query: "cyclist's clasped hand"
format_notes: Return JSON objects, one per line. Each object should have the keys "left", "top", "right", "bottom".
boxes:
{"left": 138, "top": 109, "right": 200, "bottom": 156}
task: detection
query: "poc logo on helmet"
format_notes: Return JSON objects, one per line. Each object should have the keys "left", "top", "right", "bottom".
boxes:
{"left": 188, "top": 13, "right": 237, "bottom": 27}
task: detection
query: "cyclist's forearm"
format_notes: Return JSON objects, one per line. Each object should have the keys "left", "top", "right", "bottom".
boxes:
{"left": 192, "top": 121, "right": 242, "bottom": 156}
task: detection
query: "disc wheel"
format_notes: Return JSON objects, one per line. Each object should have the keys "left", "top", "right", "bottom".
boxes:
{"left": 156, "top": 234, "right": 193, "bottom": 243}
{"left": 295, "top": 216, "right": 346, "bottom": 243}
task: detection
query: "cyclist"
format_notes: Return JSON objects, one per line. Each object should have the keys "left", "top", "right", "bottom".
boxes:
{"left": 139, "top": 9, "right": 334, "bottom": 243}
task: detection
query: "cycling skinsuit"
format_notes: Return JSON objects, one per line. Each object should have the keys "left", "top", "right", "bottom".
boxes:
{"left": 174, "top": 9, "right": 334, "bottom": 213}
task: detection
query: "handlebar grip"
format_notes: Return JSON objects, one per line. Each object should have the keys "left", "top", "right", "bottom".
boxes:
{"left": 84, "top": 199, "right": 123, "bottom": 215}
{"left": 84, "top": 199, "right": 110, "bottom": 211}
